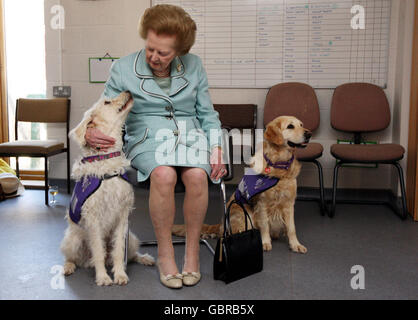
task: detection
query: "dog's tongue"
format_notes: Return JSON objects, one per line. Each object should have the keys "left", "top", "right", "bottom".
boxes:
{"left": 126, "top": 97, "right": 134, "bottom": 107}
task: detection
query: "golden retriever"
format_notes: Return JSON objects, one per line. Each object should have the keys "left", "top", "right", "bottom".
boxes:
{"left": 172, "top": 116, "right": 310, "bottom": 253}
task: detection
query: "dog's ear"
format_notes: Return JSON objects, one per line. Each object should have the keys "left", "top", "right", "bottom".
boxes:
{"left": 69, "top": 109, "right": 95, "bottom": 148}
{"left": 264, "top": 124, "right": 284, "bottom": 146}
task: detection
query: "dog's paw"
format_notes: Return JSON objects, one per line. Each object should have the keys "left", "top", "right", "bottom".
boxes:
{"left": 135, "top": 253, "right": 155, "bottom": 266}
{"left": 95, "top": 274, "right": 113, "bottom": 286}
{"left": 290, "top": 243, "right": 307, "bottom": 254}
{"left": 262, "top": 242, "right": 272, "bottom": 251}
{"left": 113, "top": 273, "right": 129, "bottom": 286}
{"left": 63, "top": 262, "right": 76, "bottom": 276}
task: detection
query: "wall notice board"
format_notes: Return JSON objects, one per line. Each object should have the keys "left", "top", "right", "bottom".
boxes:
{"left": 152, "top": 0, "right": 391, "bottom": 88}
{"left": 89, "top": 56, "right": 119, "bottom": 83}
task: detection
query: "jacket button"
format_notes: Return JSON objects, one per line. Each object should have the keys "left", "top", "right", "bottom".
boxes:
{"left": 173, "top": 130, "right": 179, "bottom": 136}
{"left": 165, "top": 106, "right": 173, "bottom": 112}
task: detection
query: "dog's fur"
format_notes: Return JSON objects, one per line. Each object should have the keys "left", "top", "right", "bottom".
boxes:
{"left": 172, "top": 116, "right": 309, "bottom": 253}
{"left": 60, "top": 91, "right": 154, "bottom": 286}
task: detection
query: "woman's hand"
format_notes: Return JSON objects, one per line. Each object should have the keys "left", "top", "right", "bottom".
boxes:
{"left": 85, "top": 127, "right": 115, "bottom": 152}
{"left": 210, "top": 147, "right": 227, "bottom": 181}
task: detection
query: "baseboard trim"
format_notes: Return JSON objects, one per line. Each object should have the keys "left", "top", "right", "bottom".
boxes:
{"left": 50, "top": 178, "right": 401, "bottom": 204}
{"left": 297, "top": 186, "right": 399, "bottom": 203}
{"left": 48, "top": 178, "right": 409, "bottom": 219}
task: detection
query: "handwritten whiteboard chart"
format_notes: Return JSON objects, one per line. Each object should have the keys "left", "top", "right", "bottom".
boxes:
{"left": 152, "top": 0, "right": 391, "bottom": 88}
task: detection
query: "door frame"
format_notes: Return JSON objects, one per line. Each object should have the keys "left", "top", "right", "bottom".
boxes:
{"left": 0, "top": 0, "right": 8, "bottom": 145}
{"left": 407, "top": 0, "right": 418, "bottom": 221}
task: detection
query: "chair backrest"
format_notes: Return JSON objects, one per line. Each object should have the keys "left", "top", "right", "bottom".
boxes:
{"left": 16, "top": 98, "right": 69, "bottom": 123}
{"left": 331, "top": 83, "right": 390, "bottom": 133}
{"left": 263, "top": 82, "right": 320, "bottom": 131}
{"left": 15, "top": 98, "right": 70, "bottom": 142}
{"left": 213, "top": 104, "right": 257, "bottom": 130}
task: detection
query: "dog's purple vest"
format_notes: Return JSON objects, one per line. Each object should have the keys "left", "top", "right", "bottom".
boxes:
{"left": 69, "top": 173, "right": 130, "bottom": 224}
{"left": 234, "top": 168, "right": 279, "bottom": 206}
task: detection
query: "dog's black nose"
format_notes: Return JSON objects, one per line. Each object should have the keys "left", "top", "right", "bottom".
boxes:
{"left": 304, "top": 131, "right": 312, "bottom": 140}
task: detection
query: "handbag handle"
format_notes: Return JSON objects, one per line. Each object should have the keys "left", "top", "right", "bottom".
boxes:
{"left": 223, "top": 200, "right": 255, "bottom": 238}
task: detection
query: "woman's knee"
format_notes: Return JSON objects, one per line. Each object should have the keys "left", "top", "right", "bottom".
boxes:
{"left": 181, "top": 168, "right": 208, "bottom": 194}
{"left": 150, "top": 166, "right": 177, "bottom": 188}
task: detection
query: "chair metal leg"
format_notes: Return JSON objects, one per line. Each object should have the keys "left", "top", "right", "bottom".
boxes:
{"left": 44, "top": 157, "right": 49, "bottom": 206}
{"left": 393, "top": 162, "right": 409, "bottom": 220}
{"left": 220, "top": 179, "right": 228, "bottom": 218}
{"left": 251, "top": 130, "right": 255, "bottom": 156}
{"left": 67, "top": 151, "right": 71, "bottom": 194}
{"left": 140, "top": 238, "right": 215, "bottom": 255}
{"left": 327, "top": 161, "right": 408, "bottom": 220}
{"left": 200, "top": 239, "right": 215, "bottom": 255}
{"left": 312, "top": 160, "right": 327, "bottom": 216}
{"left": 124, "top": 223, "right": 129, "bottom": 269}
{"left": 16, "top": 157, "right": 20, "bottom": 178}
{"left": 329, "top": 162, "right": 342, "bottom": 218}
{"left": 141, "top": 239, "right": 184, "bottom": 246}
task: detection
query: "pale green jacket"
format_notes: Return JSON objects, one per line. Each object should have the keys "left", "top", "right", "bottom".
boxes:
{"left": 102, "top": 50, "right": 222, "bottom": 161}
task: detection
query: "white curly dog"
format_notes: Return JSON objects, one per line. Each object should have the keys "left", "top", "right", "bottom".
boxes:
{"left": 60, "top": 91, "right": 154, "bottom": 286}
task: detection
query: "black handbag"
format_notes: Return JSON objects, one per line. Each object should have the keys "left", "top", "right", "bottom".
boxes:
{"left": 213, "top": 199, "right": 263, "bottom": 284}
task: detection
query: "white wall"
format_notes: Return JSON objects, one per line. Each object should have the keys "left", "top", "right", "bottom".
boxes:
{"left": 45, "top": 0, "right": 148, "bottom": 178}
{"left": 44, "top": 0, "right": 415, "bottom": 193}
{"left": 389, "top": 0, "right": 415, "bottom": 196}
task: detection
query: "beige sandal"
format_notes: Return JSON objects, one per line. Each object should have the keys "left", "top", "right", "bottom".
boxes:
{"left": 157, "top": 262, "right": 183, "bottom": 289}
{"left": 182, "top": 271, "right": 201, "bottom": 286}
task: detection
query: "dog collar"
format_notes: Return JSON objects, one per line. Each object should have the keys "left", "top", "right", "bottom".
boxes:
{"left": 81, "top": 151, "right": 121, "bottom": 164}
{"left": 263, "top": 153, "right": 294, "bottom": 170}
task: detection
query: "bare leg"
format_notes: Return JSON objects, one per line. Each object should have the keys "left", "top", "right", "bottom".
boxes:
{"left": 149, "top": 166, "right": 179, "bottom": 276}
{"left": 180, "top": 167, "right": 208, "bottom": 272}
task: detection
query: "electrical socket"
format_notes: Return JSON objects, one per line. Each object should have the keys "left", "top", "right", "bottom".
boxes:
{"left": 53, "top": 86, "right": 71, "bottom": 97}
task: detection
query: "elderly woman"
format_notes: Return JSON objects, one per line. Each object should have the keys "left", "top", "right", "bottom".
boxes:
{"left": 84, "top": 4, "right": 226, "bottom": 289}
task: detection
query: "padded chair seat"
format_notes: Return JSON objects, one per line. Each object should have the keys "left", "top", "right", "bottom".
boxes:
{"left": 0, "top": 140, "right": 65, "bottom": 155}
{"left": 330, "top": 143, "right": 405, "bottom": 163}
{"left": 294, "top": 142, "right": 323, "bottom": 161}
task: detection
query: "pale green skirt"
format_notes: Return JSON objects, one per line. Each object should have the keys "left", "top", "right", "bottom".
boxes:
{"left": 130, "top": 145, "right": 220, "bottom": 184}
